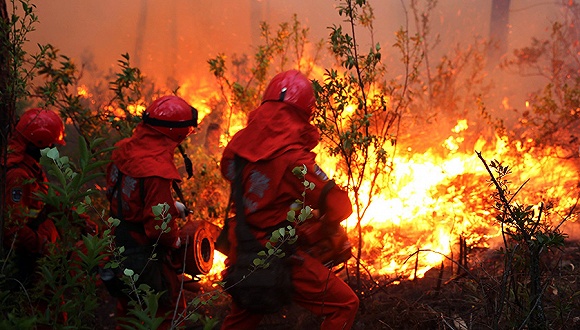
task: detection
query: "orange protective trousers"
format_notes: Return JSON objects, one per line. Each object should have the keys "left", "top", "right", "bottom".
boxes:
{"left": 220, "top": 251, "right": 359, "bottom": 330}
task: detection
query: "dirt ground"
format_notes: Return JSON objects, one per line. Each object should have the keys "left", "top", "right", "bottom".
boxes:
{"left": 95, "top": 239, "right": 580, "bottom": 330}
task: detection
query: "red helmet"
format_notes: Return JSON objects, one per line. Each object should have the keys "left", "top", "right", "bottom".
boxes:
{"left": 16, "top": 108, "right": 65, "bottom": 148}
{"left": 261, "top": 70, "right": 315, "bottom": 117}
{"left": 142, "top": 95, "right": 198, "bottom": 142}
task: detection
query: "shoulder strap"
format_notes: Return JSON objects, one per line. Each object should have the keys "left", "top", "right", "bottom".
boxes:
{"left": 232, "top": 155, "right": 262, "bottom": 253}
{"left": 172, "top": 180, "right": 190, "bottom": 213}
{"left": 114, "top": 171, "right": 125, "bottom": 221}
{"left": 318, "top": 180, "right": 336, "bottom": 216}
{"left": 4, "top": 164, "right": 19, "bottom": 171}
{"left": 110, "top": 169, "right": 148, "bottom": 240}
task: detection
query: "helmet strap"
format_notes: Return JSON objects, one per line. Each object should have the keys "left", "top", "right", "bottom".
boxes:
{"left": 142, "top": 106, "right": 198, "bottom": 128}
{"left": 178, "top": 144, "right": 193, "bottom": 179}
{"left": 142, "top": 115, "right": 197, "bottom": 128}
{"left": 279, "top": 87, "right": 287, "bottom": 101}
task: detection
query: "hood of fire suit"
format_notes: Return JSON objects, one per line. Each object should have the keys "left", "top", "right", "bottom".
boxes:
{"left": 111, "top": 123, "right": 182, "bottom": 180}
{"left": 5, "top": 132, "right": 31, "bottom": 168}
{"left": 222, "top": 101, "right": 320, "bottom": 162}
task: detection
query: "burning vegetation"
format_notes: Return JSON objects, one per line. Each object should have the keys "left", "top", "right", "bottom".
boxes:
{"left": 2, "top": 0, "right": 580, "bottom": 329}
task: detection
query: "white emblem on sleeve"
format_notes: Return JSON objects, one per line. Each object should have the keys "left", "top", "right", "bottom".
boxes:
{"left": 314, "top": 164, "right": 328, "bottom": 181}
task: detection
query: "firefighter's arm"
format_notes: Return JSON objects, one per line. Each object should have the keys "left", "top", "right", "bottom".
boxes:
{"left": 294, "top": 161, "right": 354, "bottom": 265}
{"left": 301, "top": 162, "right": 352, "bottom": 224}
{"left": 4, "top": 206, "right": 59, "bottom": 254}
{"left": 318, "top": 182, "right": 352, "bottom": 223}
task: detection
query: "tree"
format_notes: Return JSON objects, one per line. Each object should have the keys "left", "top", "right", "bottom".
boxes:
{"left": 488, "top": 0, "right": 511, "bottom": 66}
{"left": 313, "top": 0, "right": 423, "bottom": 289}
{"left": 1, "top": 0, "right": 46, "bottom": 253}
{"left": 0, "top": 0, "right": 10, "bottom": 251}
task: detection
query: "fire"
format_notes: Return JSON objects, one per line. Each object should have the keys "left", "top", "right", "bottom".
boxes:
{"left": 200, "top": 104, "right": 579, "bottom": 283}
{"left": 127, "top": 104, "right": 146, "bottom": 116}
{"left": 77, "top": 85, "right": 90, "bottom": 98}
{"left": 502, "top": 96, "right": 510, "bottom": 109}
{"left": 76, "top": 77, "right": 579, "bottom": 284}
{"left": 178, "top": 79, "right": 217, "bottom": 124}
{"left": 77, "top": 82, "right": 213, "bottom": 121}
{"left": 452, "top": 119, "right": 468, "bottom": 133}
{"left": 318, "top": 120, "right": 578, "bottom": 280}
{"left": 101, "top": 104, "right": 146, "bottom": 119}
{"left": 320, "top": 116, "right": 578, "bottom": 278}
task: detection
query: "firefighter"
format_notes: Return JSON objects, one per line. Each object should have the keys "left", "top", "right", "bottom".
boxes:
{"left": 3, "top": 108, "right": 65, "bottom": 284}
{"left": 105, "top": 95, "right": 198, "bottom": 329}
{"left": 219, "top": 70, "right": 360, "bottom": 330}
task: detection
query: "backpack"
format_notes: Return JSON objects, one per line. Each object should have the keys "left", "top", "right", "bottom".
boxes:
{"left": 221, "top": 155, "right": 293, "bottom": 313}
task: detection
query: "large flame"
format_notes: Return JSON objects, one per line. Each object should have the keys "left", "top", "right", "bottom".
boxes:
{"left": 77, "top": 76, "right": 579, "bottom": 283}
{"left": 204, "top": 115, "right": 579, "bottom": 282}
{"left": 332, "top": 119, "right": 579, "bottom": 280}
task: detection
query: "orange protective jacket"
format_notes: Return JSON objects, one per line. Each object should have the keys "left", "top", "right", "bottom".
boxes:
{"left": 219, "top": 93, "right": 359, "bottom": 330}
{"left": 105, "top": 123, "right": 187, "bottom": 328}
{"left": 220, "top": 101, "right": 352, "bottom": 258}
{"left": 106, "top": 123, "right": 182, "bottom": 249}
{"left": 3, "top": 133, "right": 59, "bottom": 255}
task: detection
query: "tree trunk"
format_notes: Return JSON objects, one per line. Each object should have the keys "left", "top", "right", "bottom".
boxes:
{"left": 528, "top": 244, "right": 546, "bottom": 329}
{"left": 133, "top": 0, "right": 148, "bottom": 68}
{"left": 0, "top": 0, "right": 11, "bottom": 253}
{"left": 488, "top": 0, "right": 511, "bottom": 67}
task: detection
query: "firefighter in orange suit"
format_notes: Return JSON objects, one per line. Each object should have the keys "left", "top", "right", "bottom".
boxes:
{"left": 3, "top": 108, "right": 65, "bottom": 283}
{"left": 105, "top": 95, "right": 198, "bottom": 329}
{"left": 219, "top": 70, "right": 360, "bottom": 329}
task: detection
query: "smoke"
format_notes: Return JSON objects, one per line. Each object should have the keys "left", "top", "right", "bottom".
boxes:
{"left": 26, "top": 0, "right": 561, "bottom": 93}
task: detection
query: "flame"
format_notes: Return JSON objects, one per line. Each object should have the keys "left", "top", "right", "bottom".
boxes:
{"left": 77, "top": 85, "right": 90, "bottom": 98}
{"left": 329, "top": 126, "right": 579, "bottom": 280}
{"left": 178, "top": 79, "right": 216, "bottom": 124}
{"left": 77, "top": 76, "right": 579, "bottom": 284}
{"left": 502, "top": 96, "right": 510, "bottom": 109}
{"left": 127, "top": 104, "right": 146, "bottom": 116}
{"left": 200, "top": 104, "right": 579, "bottom": 282}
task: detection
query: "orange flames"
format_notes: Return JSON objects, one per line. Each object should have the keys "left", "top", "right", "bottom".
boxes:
{"left": 333, "top": 121, "right": 578, "bottom": 280}
{"left": 76, "top": 79, "right": 579, "bottom": 284}
{"left": 206, "top": 114, "right": 579, "bottom": 282}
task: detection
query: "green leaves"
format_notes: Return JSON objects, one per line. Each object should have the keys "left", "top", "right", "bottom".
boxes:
{"left": 107, "top": 53, "right": 145, "bottom": 136}
{"left": 152, "top": 203, "right": 172, "bottom": 234}
{"left": 480, "top": 152, "right": 570, "bottom": 326}
{"left": 298, "top": 206, "right": 313, "bottom": 223}
{"left": 253, "top": 165, "right": 315, "bottom": 269}
{"left": 18, "top": 136, "right": 113, "bottom": 326}
{"left": 292, "top": 164, "right": 307, "bottom": 178}
{"left": 152, "top": 203, "right": 170, "bottom": 217}
{"left": 119, "top": 292, "right": 165, "bottom": 330}
{"left": 38, "top": 138, "right": 109, "bottom": 221}
{"left": 208, "top": 53, "right": 226, "bottom": 79}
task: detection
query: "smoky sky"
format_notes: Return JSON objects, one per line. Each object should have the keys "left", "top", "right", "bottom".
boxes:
{"left": 26, "top": 0, "right": 561, "bottom": 97}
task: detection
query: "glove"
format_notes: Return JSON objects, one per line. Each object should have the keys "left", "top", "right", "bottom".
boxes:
{"left": 175, "top": 201, "right": 188, "bottom": 219}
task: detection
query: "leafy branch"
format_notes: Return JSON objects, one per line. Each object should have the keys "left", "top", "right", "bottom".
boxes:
{"left": 477, "top": 151, "right": 569, "bottom": 329}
